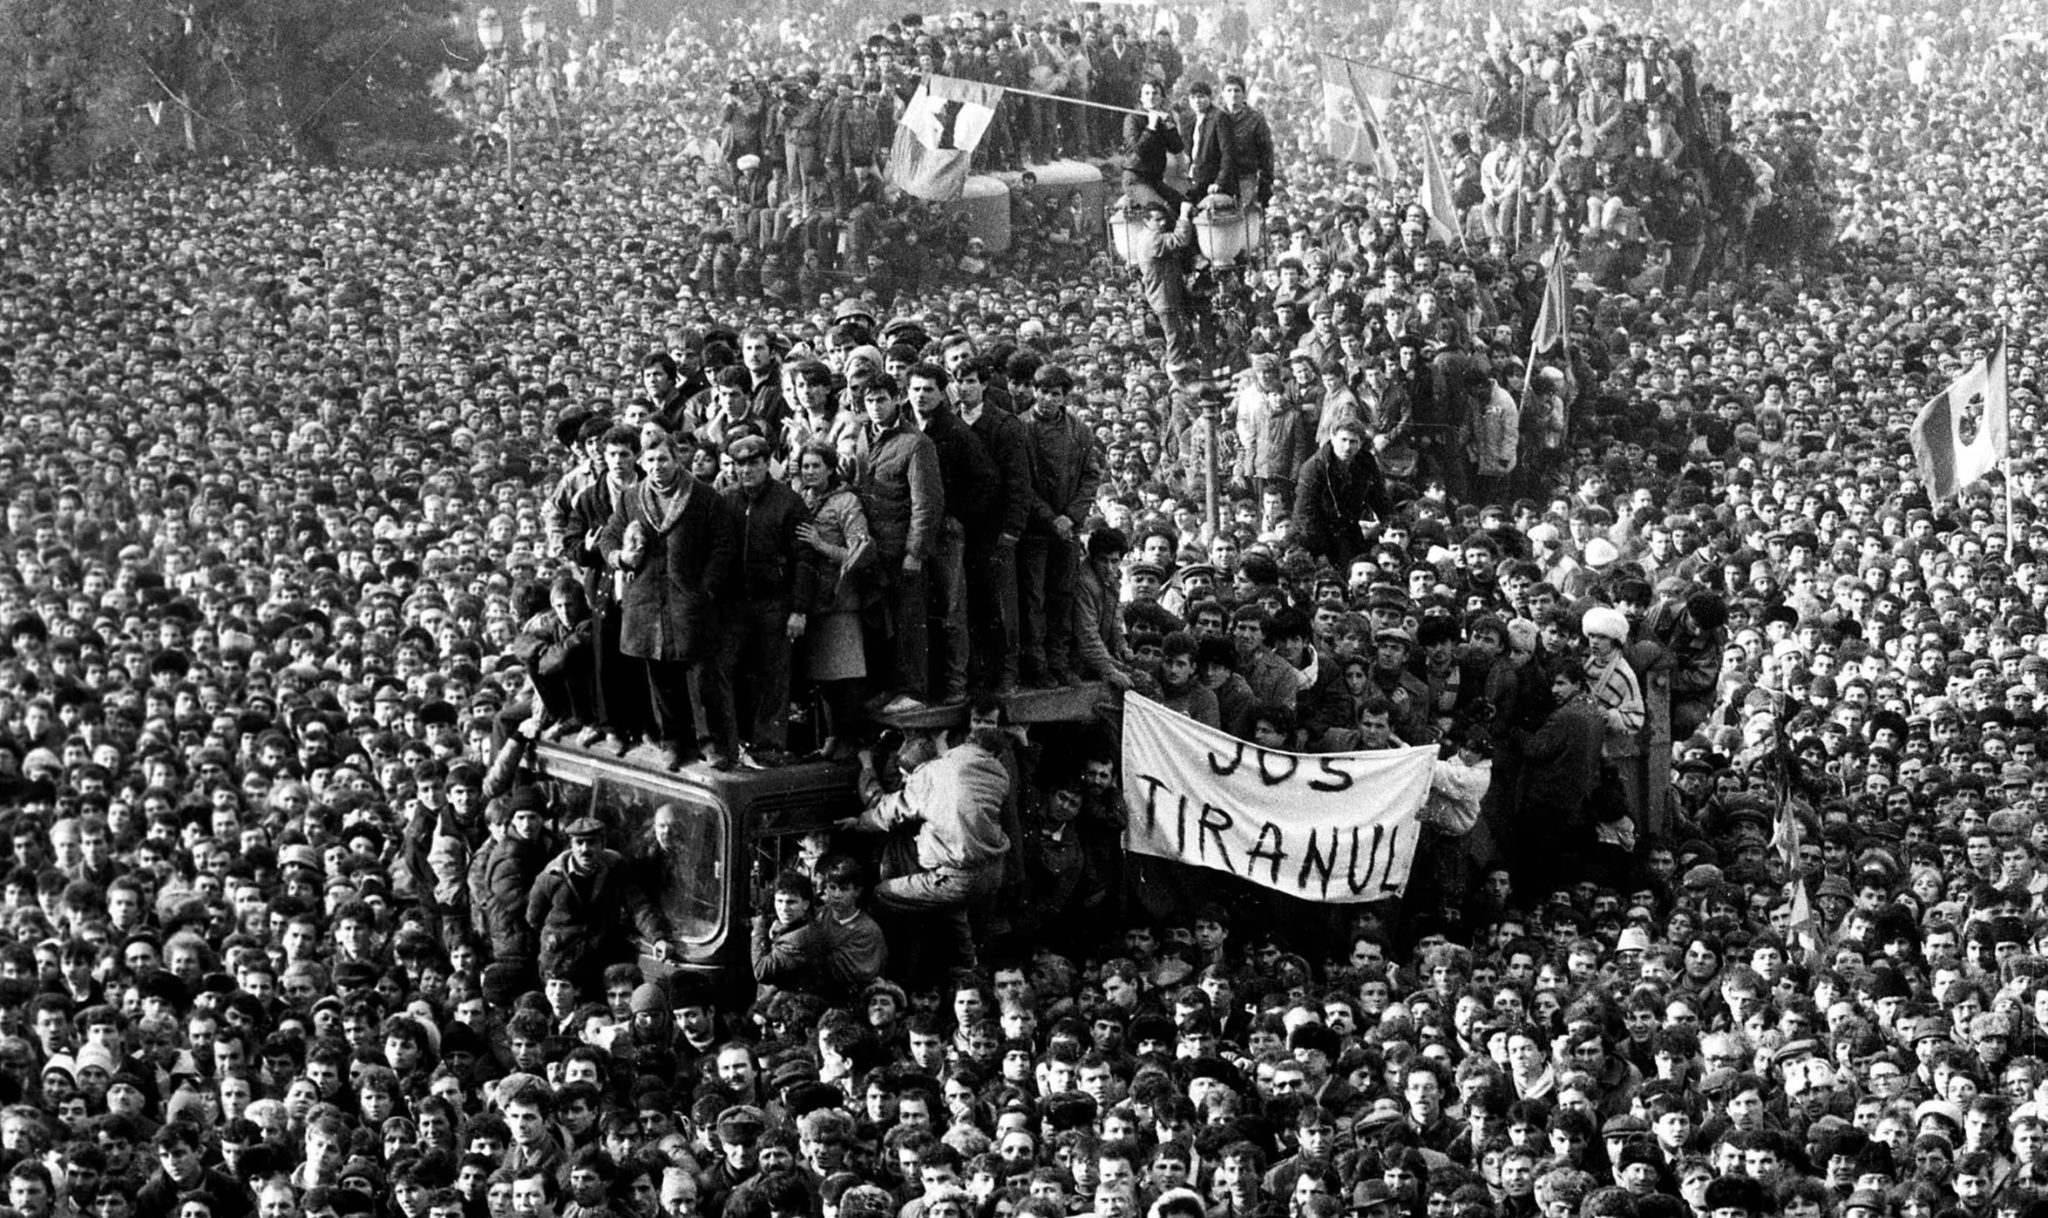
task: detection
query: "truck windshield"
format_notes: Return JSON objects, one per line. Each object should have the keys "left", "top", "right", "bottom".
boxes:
{"left": 589, "top": 775, "right": 726, "bottom": 946}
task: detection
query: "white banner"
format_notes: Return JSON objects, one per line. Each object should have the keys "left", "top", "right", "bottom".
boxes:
{"left": 1121, "top": 693, "right": 1435, "bottom": 902}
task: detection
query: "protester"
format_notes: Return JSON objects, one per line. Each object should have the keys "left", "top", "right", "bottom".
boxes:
{"left": 2, "top": 6, "right": 2048, "bottom": 1218}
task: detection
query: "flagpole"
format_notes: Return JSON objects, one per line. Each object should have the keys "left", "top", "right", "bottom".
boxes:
{"left": 1324, "top": 49, "right": 1468, "bottom": 96}
{"left": 976, "top": 79, "right": 1149, "bottom": 117}
{"left": 2002, "top": 326, "right": 2016, "bottom": 562}
{"left": 1418, "top": 108, "right": 1469, "bottom": 253}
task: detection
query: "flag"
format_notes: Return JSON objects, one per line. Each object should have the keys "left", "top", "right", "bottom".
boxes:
{"left": 1418, "top": 110, "right": 1462, "bottom": 245}
{"left": 1318, "top": 54, "right": 1398, "bottom": 177}
{"left": 887, "top": 73, "right": 1002, "bottom": 201}
{"left": 1529, "top": 237, "right": 1571, "bottom": 355}
{"left": 1910, "top": 333, "right": 2007, "bottom": 503}
{"left": 1786, "top": 879, "right": 1821, "bottom": 957}
{"left": 1769, "top": 799, "right": 1802, "bottom": 876}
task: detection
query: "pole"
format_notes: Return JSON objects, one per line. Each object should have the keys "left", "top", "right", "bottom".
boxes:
{"left": 1203, "top": 396, "right": 1220, "bottom": 538}
{"left": 1325, "top": 50, "right": 1469, "bottom": 97}
{"left": 2003, "top": 327, "right": 2015, "bottom": 561}
{"left": 988, "top": 80, "right": 1149, "bottom": 117}
{"left": 503, "top": 55, "right": 514, "bottom": 180}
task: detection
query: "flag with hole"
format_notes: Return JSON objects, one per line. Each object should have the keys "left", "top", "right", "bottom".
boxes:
{"left": 888, "top": 73, "right": 1002, "bottom": 201}
{"left": 1318, "top": 54, "right": 1398, "bottom": 177}
{"left": 1909, "top": 333, "right": 2007, "bottom": 503}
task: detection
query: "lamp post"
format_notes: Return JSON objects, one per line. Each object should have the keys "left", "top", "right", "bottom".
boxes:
{"left": 1200, "top": 385, "right": 1221, "bottom": 536}
{"left": 475, "top": 7, "right": 509, "bottom": 179}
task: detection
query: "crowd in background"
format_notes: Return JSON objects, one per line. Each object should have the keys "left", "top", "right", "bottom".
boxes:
{"left": 3, "top": 6, "right": 2048, "bottom": 1218}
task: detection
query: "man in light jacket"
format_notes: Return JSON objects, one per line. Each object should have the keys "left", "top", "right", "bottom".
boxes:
{"left": 840, "top": 729, "right": 1011, "bottom": 972}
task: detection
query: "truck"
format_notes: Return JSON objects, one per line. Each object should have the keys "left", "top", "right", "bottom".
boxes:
{"left": 517, "top": 683, "right": 1108, "bottom": 1002}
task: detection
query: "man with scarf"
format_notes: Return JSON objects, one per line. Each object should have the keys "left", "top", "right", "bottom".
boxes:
{"left": 601, "top": 429, "right": 740, "bottom": 771}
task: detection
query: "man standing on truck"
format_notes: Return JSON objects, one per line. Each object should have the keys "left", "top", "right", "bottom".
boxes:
{"left": 840, "top": 729, "right": 1010, "bottom": 976}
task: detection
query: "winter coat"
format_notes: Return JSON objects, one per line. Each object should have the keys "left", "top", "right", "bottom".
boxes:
{"left": 427, "top": 808, "right": 483, "bottom": 916}
{"left": 797, "top": 485, "right": 874, "bottom": 615}
{"left": 1023, "top": 407, "right": 1102, "bottom": 535}
{"left": 1516, "top": 696, "right": 1606, "bottom": 827}
{"left": 967, "top": 405, "right": 1035, "bottom": 543}
{"left": 481, "top": 836, "right": 545, "bottom": 962}
{"left": 601, "top": 476, "right": 737, "bottom": 664}
{"left": 1643, "top": 599, "right": 1724, "bottom": 738}
{"left": 1292, "top": 443, "right": 1390, "bottom": 568}
{"left": 724, "top": 478, "right": 811, "bottom": 605}
{"left": 526, "top": 847, "right": 634, "bottom": 977}
{"left": 857, "top": 742, "right": 1012, "bottom": 872}
{"left": 919, "top": 405, "right": 999, "bottom": 532}
{"left": 854, "top": 418, "right": 943, "bottom": 560}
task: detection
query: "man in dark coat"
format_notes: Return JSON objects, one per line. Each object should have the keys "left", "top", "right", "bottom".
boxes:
{"left": 854, "top": 373, "right": 943, "bottom": 710}
{"left": 1509, "top": 655, "right": 1607, "bottom": 898}
{"left": 1219, "top": 74, "right": 1274, "bottom": 206}
{"left": 601, "top": 429, "right": 740, "bottom": 771}
{"left": 1020, "top": 364, "right": 1104, "bottom": 687}
{"left": 955, "top": 355, "right": 1033, "bottom": 693}
{"left": 136, "top": 1122, "right": 251, "bottom": 1218}
{"left": 478, "top": 788, "right": 549, "bottom": 987}
{"left": 718, "top": 434, "right": 812, "bottom": 768}
{"left": 1180, "top": 80, "right": 1237, "bottom": 201}
{"left": 526, "top": 816, "right": 634, "bottom": 994}
{"left": 1121, "top": 78, "right": 1185, "bottom": 215}
{"left": 1292, "top": 418, "right": 1391, "bottom": 570}
{"left": 905, "top": 362, "right": 997, "bottom": 706}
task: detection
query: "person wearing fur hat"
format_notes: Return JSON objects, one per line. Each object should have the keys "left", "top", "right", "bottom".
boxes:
{"left": 1583, "top": 604, "right": 1647, "bottom": 821}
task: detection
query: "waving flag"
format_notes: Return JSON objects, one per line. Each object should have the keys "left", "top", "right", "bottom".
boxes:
{"left": 1419, "top": 109, "right": 1462, "bottom": 245}
{"left": 1910, "top": 332, "right": 2008, "bottom": 503}
{"left": 1529, "top": 236, "right": 1571, "bottom": 355}
{"left": 888, "top": 73, "right": 1002, "bottom": 201}
{"left": 1318, "top": 54, "right": 1398, "bottom": 177}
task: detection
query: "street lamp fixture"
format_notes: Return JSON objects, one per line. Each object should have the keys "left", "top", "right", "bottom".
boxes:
{"left": 521, "top": 5, "right": 548, "bottom": 48}
{"left": 475, "top": 6, "right": 504, "bottom": 51}
{"left": 475, "top": 7, "right": 512, "bottom": 178}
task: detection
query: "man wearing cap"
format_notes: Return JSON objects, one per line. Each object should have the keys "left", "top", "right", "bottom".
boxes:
{"left": 718, "top": 434, "right": 808, "bottom": 769}
{"left": 1020, "top": 365, "right": 1103, "bottom": 687}
{"left": 525, "top": 817, "right": 633, "bottom": 995}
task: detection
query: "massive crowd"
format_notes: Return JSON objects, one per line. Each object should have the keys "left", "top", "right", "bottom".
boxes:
{"left": 4, "top": 6, "right": 2048, "bottom": 1218}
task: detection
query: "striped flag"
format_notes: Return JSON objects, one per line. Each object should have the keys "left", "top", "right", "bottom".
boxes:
{"left": 1529, "top": 237, "right": 1571, "bottom": 355}
{"left": 1786, "top": 879, "right": 1821, "bottom": 957}
{"left": 888, "top": 73, "right": 1002, "bottom": 201}
{"left": 1910, "top": 333, "right": 2008, "bottom": 503}
{"left": 1418, "top": 110, "right": 1462, "bottom": 245}
{"left": 1318, "top": 54, "right": 1398, "bottom": 177}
